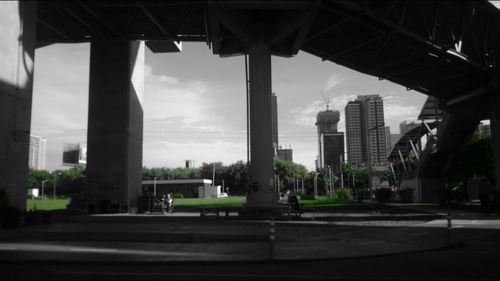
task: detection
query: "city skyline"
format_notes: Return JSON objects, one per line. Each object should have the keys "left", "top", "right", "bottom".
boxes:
{"left": 31, "top": 42, "right": 427, "bottom": 171}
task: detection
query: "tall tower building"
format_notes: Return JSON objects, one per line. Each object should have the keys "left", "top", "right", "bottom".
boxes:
{"left": 345, "top": 95, "right": 387, "bottom": 166}
{"left": 345, "top": 100, "right": 363, "bottom": 165}
{"left": 271, "top": 92, "right": 278, "bottom": 150}
{"left": 399, "top": 120, "right": 419, "bottom": 135}
{"left": 316, "top": 106, "right": 344, "bottom": 173}
{"left": 384, "top": 126, "right": 392, "bottom": 156}
{"left": 272, "top": 92, "right": 294, "bottom": 161}
{"left": 29, "top": 135, "right": 47, "bottom": 170}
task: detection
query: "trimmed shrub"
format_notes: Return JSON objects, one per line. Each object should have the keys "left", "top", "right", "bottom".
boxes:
{"left": 374, "top": 188, "right": 393, "bottom": 204}
{"left": 173, "top": 193, "right": 184, "bottom": 199}
{"left": 335, "top": 188, "right": 350, "bottom": 200}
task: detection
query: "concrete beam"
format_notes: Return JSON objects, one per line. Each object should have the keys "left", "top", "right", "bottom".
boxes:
{"left": 0, "top": 1, "right": 37, "bottom": 211}
{"left": 491, "top": 94, "right": 500, "bottom": 187}
{"left": 246, "top": 42, "right": 279, "bottom": 207}
{"left": 86, "top": 40, "right": 144, "bottom": 213}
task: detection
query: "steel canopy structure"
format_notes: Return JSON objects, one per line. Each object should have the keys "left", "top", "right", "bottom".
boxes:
{"left": 36, "top": 0, "right": 500, "bottom": 100}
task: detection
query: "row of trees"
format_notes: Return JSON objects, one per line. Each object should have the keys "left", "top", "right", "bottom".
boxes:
{"left": 143, "top": 160, "right": 393, "bottom": 196}
{"left": 24, "top": 132, "right": 494, "bottom": 200}
{"left": 27, "top": 168, "right": 86, "bottom": 197}
{"left": 26, "top": 160, "right": 394, "bottom": 197}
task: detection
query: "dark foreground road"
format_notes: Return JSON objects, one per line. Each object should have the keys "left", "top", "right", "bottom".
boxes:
{"left": 3, "top": 241, "right": 499, "bottom": 280}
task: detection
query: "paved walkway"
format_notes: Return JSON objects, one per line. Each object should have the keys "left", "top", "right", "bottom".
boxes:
{"left": 0, "top": 206, "right": 498, "bottom": 263}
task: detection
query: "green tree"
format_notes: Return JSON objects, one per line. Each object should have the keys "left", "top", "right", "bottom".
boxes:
{"left": 199, "top": 162, "right": 225, "bottom": 183}
{"left": 27, "top": 169, "right": 53, "bottom": 190}
{"left": 142, "top": 167, "right": 171, "bottom": 180}
{"left": 446, "top": 132, "right": 493, "bottom": 202}
{"left": 274, "top": 160, "right": 311, "bottom": 194}
{"left": 223, "top": 161, "right": 248, "bottom": 195}
{"left": 170, "top": 167, "right": 200, "bottom": 179}
{"left": 353, "top": 168, "right": 369, "bottom": 189}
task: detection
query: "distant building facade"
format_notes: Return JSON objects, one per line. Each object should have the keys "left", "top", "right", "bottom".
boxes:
{"left": 476, "top": 122, "right": 491, "bottom": 136}
{"left": 345, "top": 95, "right": 387, "bottom": 167}
{"left": 272, "top": 92, "right": 279, "bottom": 152}
{"left": 142, "top": 179, "right": 217, "bottom": 198}
{"left": 316, "top": 106, "right": 344, "bottom": 173}
{"left": 277, "top": 146, "right": 293, "bottom": 162}
{"left": 385, "top": 126, "right": 392, "bottom": 156}
{"left": 271, "top": 92, "right": 294, "bottom": 162}
{"left": 185, "top": 160, "right": 195, "bottom": 168}
{"left": 62, "top": 143, "right": 86, "bottom": 167}
{"left": 399, "top": 120, "right": 420, "bottom": 135}
{"left": 345, "top": 100, "right": 363, "bottom": 165}
{"left": 29, "top": 135, "right": 46, "bottom": 170}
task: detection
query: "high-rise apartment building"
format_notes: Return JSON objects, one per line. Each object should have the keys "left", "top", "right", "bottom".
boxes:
{"left": 272, "top": 92, "right": 294, "bottom": 161}
{"left": 345, "top": 100, "right": 363, "bottom": 165}
{"left": 316, "top": 106, "right": 344, "bottom": 173}
{"left": 385, "top": 126, "right": 392, "bottom": 156}
{"left": 399, "top": 120, "right": 420, "bottom": 135}
{"left": 345, "top": 95, "right": 387, "bottom": 166}
{"left": 29, "top": 135, "right": 47, "bottom": 170}
{"left": 271, "top": 92, "right": 278, "bottom": 150}
{"left": 277, "top": 146, "right": 293, "bottom": 162}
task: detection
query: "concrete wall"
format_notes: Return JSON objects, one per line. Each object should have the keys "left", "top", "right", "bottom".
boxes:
{"left": 0, "top": 1, "right": 37, "bottom": 210}
{"left": 400, "top": 178, "right": 419, "bottom": 202}
{"left": 490, "top": 94, "right": 500, "bottom": 187}
{"left": 198, "top": 185, "right": 221, "bottom": 199}
{"left": 86, "top": 40, "right": 144, "bottom": 212}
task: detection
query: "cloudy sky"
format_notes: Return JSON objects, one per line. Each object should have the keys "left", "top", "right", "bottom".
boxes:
{"left": 31, "top": 42, "right": 427, "bottom": 171}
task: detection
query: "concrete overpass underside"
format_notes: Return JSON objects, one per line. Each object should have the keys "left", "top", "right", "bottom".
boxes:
{"left": 1, "top": 1, "right": 500, "bottom": 212}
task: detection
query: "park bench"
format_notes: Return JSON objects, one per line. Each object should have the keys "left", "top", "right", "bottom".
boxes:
{"left": 199, "top": 206, "right": 241, "bottom": 218}
{"left": 199, "top": 205, "right": 292, "bottom": 218}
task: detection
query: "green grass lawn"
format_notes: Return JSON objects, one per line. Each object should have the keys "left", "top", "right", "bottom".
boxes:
{"left": 25, "top": 196, "right": 352, "bottom": 211}
{"left": 299, "top": 196, "right": 350, "bottom": 207}
{"left": 175, "top": 197, "right": 246, "bottom": 207}
{"left": 27, "top": 198, "right": 70, "bottom": 211}
{"left": 176, "top": 196, "right": 350, "bottom": 208}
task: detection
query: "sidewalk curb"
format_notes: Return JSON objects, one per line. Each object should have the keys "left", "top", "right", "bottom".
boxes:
{"left": 0, "top": 242, "right": 462, "bottom": 265}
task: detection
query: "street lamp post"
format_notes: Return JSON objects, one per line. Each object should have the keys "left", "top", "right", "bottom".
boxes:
{"left": 153, "top": 177, "right": 159, "bottom": 197}
{"left": 367, "top": 126, "right": 385, "bottom": 201}
{"left": 42, "top": 180, "right": 49, "bottom": 199}
{"left": 51, "top": 172, "right": 62, "bottom": 199}
{"left": 53, "top": 175, "right": 57, "bottom": 199}
{"left": 314, "top": 172, "right": 319, "bottom": 197}
{"left": 41, "top": 179, "right": 48, "bottom": 199}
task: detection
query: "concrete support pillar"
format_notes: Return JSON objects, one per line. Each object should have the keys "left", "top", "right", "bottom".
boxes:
{"left": 86, "top": 40, "right": 144, "bottom": 213}
{"left": 0, "top": 1, "right": 37, "bottom": 211}
{"left": 418, "top": 177, "right": 444, "bottom": 203}
{"left": 246, "top": 42, "right": 279, "bottom": 207}
{"left": 490, "top": 94, "right": 500, "bottom": 187}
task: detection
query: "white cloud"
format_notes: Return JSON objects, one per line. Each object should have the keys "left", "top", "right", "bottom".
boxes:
{"left": 143, "top": 65, "right": 224, "bottom": 132}
{"left": 323, "top": 74, "right": 344, "bottom": 91}
{"left": 384, "top": 103, "right": 420, "bottom": 120}
{"left": 143, "top": 140, "right": 246, "bottom": 168}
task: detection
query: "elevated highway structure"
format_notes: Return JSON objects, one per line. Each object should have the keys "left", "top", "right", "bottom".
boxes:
{"left": 1, "top": 1, "right": 499, "bottom": 211}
